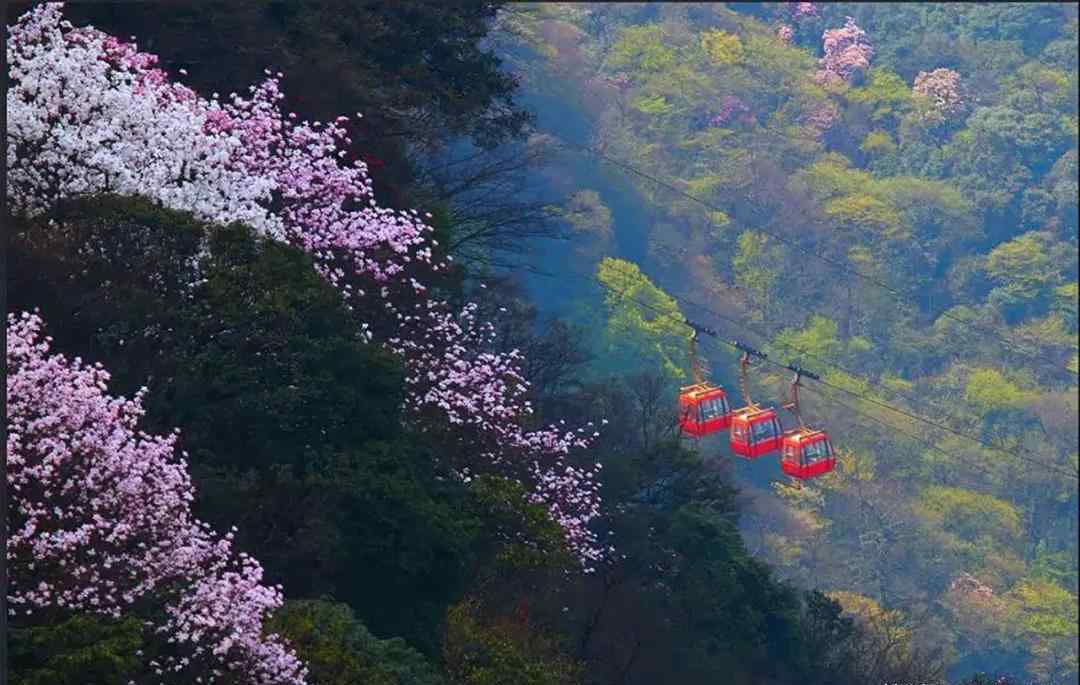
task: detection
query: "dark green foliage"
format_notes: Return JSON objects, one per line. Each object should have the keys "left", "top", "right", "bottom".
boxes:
{"left": 9, "top": 615, "right": 145, "bottom": 685}
{"left": 503, "top": 374, "right": 870, "bottom": 685}
{"left": 442, "top": 596, "right": 584, "bottom": 685}
{"left": 268, "top": 600, "right": 445, "bottom": 685}
{"left": 9, "top": 195, "right": 479, "bottom": 654}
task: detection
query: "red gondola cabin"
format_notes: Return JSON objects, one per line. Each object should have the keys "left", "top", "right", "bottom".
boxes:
{"left": 729, "top": 406, "right": 783, "bottom": 458}
{"left": 780, "top": 428, "right": 836, "bottom": 479}
{"left": 678, "top": 383, "right": 732, "bottom": 437}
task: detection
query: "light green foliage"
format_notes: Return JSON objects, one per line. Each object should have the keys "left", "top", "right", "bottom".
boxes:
{"left": 1002, "top": 63, "right": 1073, "bottom": 114}
{"left": 596, "top": 257, "right": 690, "bottom": 382}
{"left": 916, "top": 486, "right": 1023, "bottom": 543}
{"left": 881, "top": 373, "right": 914, "bottom": 394}
{"left": 495, "top": 6, "right": 558, "bottom": 59}
{"left": 645, "top": 61, "right": 713, "bottom": 114}
{"left": 732, "top": 231, "right": 783, "bottom": 322}
{"left": 708, "top": 210, "right": 731, "bottom": 226}
{"left": 1003, "top": 579, "right": 1080, "bottom": 683}
{"left": 684, "top": 148, "right": 755, "bottom": 194}
{"left": 684, "top": 174, "right": 727, "bottom": 198}
{"left": 1056, "top": 282, "right": 1080, "bottom": 329}
{"left": 268, "top": 600, "right": 444, "bottom": 685}
{"left": 861, "top": 130, "right": 898, "bottom": 156}
{"left": 792, "top": 154, "right": 876, "bottom": 203}
{"left": 914, "top": 486, "right": 1025, "bottom": 584}
{"left": 1014, "top": 313, "right": 1077, "bottom": 350}
{"left": 964, "top": 368, "right": 1037, "bottom": 415}
{"left": 824, "top": 193, "right": 907, "bottom": 240}
{"left": 1047, "top": 150, "right": 1079, "bottom": 229}
{"left": 826, "top": 591, "right": 944, "bottom": 682}
{"left": 771, "top": 315, "right": 845, "bottom": 362}
{"left": 985, "top": 233, "right": 1054, "bottom": 284}
{"left": 984, "top": 232, "right": 1064, "bottom": 317}
{"left": 740, "top": 33, "right": 821, "bottom": 96}
{"left": 631, "top": 93, "right": 674, "bottom": 116}
{"left": 797, "top": 155, "right": 976, "bottom": 245}
{"left": 606, "top": 24, "right": 676, "bottom": 73}
{"left": 1030, "top": 540, "right": 1079, "bottom": 587}
{"left": 873, "top": 176, "right": 978, "bottom": 247}
{"left": 847, "top": 68, "right": 914, "bottom": 126}
{"left": 699, "top": 29, "right": 742, "bottom": 66}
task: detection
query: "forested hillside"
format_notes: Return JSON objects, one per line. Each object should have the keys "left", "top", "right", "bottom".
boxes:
{"left": 5, "top": 3, "right": 1077, "bottom": 685}
{"left": 496, "top": 3, "right": 1079, "bottom": 683}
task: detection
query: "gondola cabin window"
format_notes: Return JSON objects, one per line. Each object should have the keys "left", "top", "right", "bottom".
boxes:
{"left": 699, "top": 394, "right": 730, "bottom": 422}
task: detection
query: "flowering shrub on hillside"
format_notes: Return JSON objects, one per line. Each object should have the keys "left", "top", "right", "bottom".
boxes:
{"left": 709, "top": 95, "right": 752, "bottom": 127}
{"left": 7, "top": 3, "right": 604, "bottom": 569}
{"left": 7, "top": 311, "right": 308, "bottom": 684}
{"left": 913, "top": 68, "right": 967, "bottom": 125}
{"left": 816, "top": 17, "right": 873, "bottom": 86}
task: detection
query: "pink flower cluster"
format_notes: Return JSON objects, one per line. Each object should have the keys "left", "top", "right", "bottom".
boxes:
{"left": 948, "top": 571, "right": 994, "bottom": 600}
{"left": 7, "top": 3, "right": 435, "bottom": 313}
{"left": 913, "top": 68, "right": 967, "bottom": 125}
{"left": 777, "top": 25, "right": 795, "bottom": 44}
{"left": 388, "top": 300, "right": 605, "bottom": 568}
{"left": 7, "top": 4, "right": 605, "bottom": 567}
{"left": 7, "top": 311, "right": 308, "bottom": 684}
{"left": 709, "top": 95, "right": 751, "bottom": 127}
{"left": 816, "top": 17, "right": 873, "bottom": 86}
{"left": 801, "top": 101, "right": 840, "bottom": 140}
{"left": 605, "top": 73, "right": 632, "bottom": 91}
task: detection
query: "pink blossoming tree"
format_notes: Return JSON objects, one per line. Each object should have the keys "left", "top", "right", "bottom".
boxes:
{"left": 7, "top": 2, "right": 605, "bottom": 572}
{"left": 801, "top": 101, "right": 840, "bottom": 141}
{"left": 7, "top": 311, "right": 308, "bottom": 684}
{"left": 913, "top": 68, "right": 967, "bottom": 125}
{"left": 816, "top": 17, "right": 873, "bottom": 86}
{"left": 708, "top": 95, "right": 752, "bottom": 127}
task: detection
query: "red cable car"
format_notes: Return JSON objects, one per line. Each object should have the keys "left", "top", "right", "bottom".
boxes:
{"left": 730, "top": 405, "right": 784, "bottom": 458}
{"left": 679, "top": 383, "right": 732, "bottom": 436}
{"left": 779, "top": 367, "right": 836, "bottom": 480}
{"left": 780, "top": 428, "right": 836, "bottom": 479}
{"left": 678, "top": 329, "right": 732, "bottom": 438}
{"left": 728, "top": 348, "right": 783, "bottom": 459}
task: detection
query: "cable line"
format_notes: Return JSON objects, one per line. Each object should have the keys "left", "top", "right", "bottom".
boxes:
{"left": 586, "top": 271, "right": 1080, "bottom": 481}
{"left": 802, "top": 384, "right": 1002, "bottom": 484}
{"left": 673, "top": 293, "right": 1019, "bottom": 453}
{"left": 695, "top": 324, "right": 1077, "bottom": 481}
{"left": 579, "top": 145, "right": 1078, "bottom": 378}
{"left": 553, "top": 252, "right": 1011, "bottom": 446}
